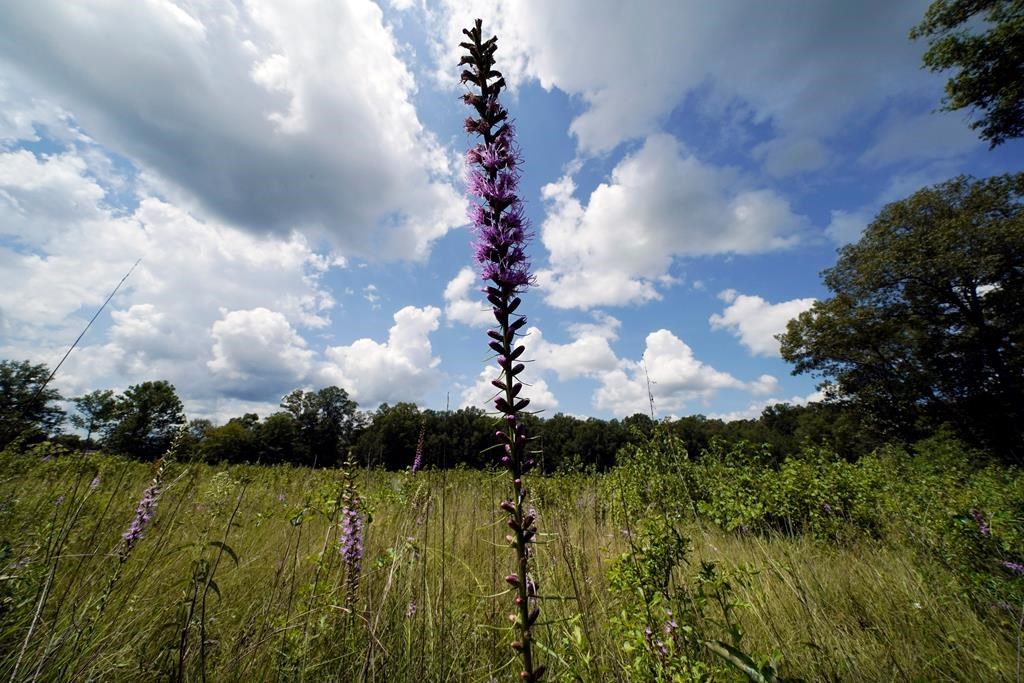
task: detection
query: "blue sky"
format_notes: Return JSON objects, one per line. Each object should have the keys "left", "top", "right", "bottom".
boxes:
{"left": 0, "top": 0, "right": 1021, "bottom": 423}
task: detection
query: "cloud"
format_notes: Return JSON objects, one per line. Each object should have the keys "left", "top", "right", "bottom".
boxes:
{"left": 0, "top": 149, "right": 106, "bottom": 243}
{"left": 425, "top": 0, "right": 936, "bottom": 164}
{"left": 537, "top": 134, "right": 807, "bottom": 309}
{"left": 752, "top": 136, "right": 831, "bottom": 177}
{"left": 208, "top": 308, "right": 315, "bottom": 400}
{"left": 825, "top": 208, "right": 873, "bottom": 244}
{"left": 860, "top": 110, "right": 981, "bottom": 167}
{"left": 527, "top": 314, "right": 621, "bottom": 381}
{"left": 709, "top": 289, "right": 816, "bottom": 357}
{"left": 0, "top": 146, "right": 337, "bottom": 419}
{"left": 443, "top": 266, "right": 493, "bottom": 327}
{"left": 0, "top": 0, "right": 464, "bottom": 259}
{"left": 459, "top": 366, "right": 559, "bottom": 413}
{"left": 825, "top": 167, "right": 958, "bottom": 245}
{"left": 710, "top": 390, "right": 826, "bottom": 422}
{"left": 320, "top": 305, "right": 443, "bottom": 407}
{"left": 592, "top": 329, "right": 777, "bottom": 417}
{"left": 471, "top": 310, "right": 776, "bottom": 417}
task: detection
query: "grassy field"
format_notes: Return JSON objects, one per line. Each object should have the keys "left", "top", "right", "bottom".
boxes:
{"left": 0, "top": 439, "right": 1021, "bottom": 681}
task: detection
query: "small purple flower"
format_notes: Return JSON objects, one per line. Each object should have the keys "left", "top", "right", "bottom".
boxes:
{"left": 55, "top": 495, "right": 64, "bottom": 506}
{"left": 121, "top": 480, "right": 160, "bottom": 556}
{"left": 406, "top": 601, "right": 417, "bottom": 618}
{"left": 821, "top": 502, "right": 832, "bottom": 514}
{"left": 412, "top": 419, "right": 425, "bottom": 474}
{"left": 340, "top": 505, "right": 364, "bottom": 569}
{"left": 278, "top": 491, "right": 286, "bottom": 503}
{"left": 969, "top": 508, "right": 991, "bottom": 537}
{"left": 339, "top": 502, "right": 365, "bottom": 602}
{"left": 89, "top": 475, "right": 100, "bottom": 491}
{"left": 1001, "top": 560, "right": 1024, "bottom": 575}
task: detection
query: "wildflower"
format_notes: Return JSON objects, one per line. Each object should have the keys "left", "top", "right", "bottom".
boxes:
{"left": 338, "top": 455, "right": 364, "bottom": 604}
{"left": 89, "top": 475, "right": 100, "bottom": 491}
{"left": 55, "top": 495, "right": 64, "bottom": 506}
{"left": 821, "top": 502, "right": 832, "bottom": 514}
{"left": 339, "top": 504, "right": 364, "bottom": 573}
{"left": 461, "top": 18, "right": 542, "bottom": 681}
{"left": 1001, "top": 560, "right": 1024, "bottom": 575}
{"left": 406, "top": 601, "right": 417, "bottom": 618}
{"left": 969, "top": 508, "right": 991, "bottom": 536}
{"left": 121, "top": 478, "right": 161, "bottom": 556}
{"left": 412, "top": 418, "right": 425, "bottom": 473}
{"left": 278, "top": 491, "right": 286, "bottom": 503}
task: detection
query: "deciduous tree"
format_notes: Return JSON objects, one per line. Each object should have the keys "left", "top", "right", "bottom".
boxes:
{"left": 0, "top": 360, "right": 64, "bottom": 448}
{"left": 104, "top": 380, "right": 186, "bottom": 459}
{"left": 780, "top": 174, "right": 1024, "bottom": 460}
{"left": 911, "top": 0, "right": 1024, "bottom": 147}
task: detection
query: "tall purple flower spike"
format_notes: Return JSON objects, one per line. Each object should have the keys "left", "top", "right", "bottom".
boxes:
{"left": 460, "top": 18, "right": 544, "bottom": 683}
{"left": 120, "top": 458, "right": 167, "bottom": 559}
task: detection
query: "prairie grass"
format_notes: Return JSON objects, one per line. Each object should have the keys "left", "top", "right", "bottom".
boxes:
{"left": 0, "top": 448, "right": 1019, "bottom": 681}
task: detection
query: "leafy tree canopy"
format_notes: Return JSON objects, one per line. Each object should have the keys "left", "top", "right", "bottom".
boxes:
{"left": 104, "top": 380, "right": 186, "bottom": 459}
{"left": 70, "top": 389, "right": 117, "bottom": 445}
{"left": 780, "top": 173, "right": 1024, "bottom": 461}
{"left": 910, "top": 0, "right": 1024, "bottom": 147}
{"left": 280, "top": 386, "right": 361, "bottom": 466}
{"left": 0, "top": 360, "right": 65, "bottom": 448}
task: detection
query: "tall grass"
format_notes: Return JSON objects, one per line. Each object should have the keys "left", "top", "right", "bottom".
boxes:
{"left": 0, "top": 442, "right": 1020, "bottom": 681}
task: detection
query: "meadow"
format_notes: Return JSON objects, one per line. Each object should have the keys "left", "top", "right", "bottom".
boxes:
{"left": 1, "top": 432, "right": 1022, "bottom": 682}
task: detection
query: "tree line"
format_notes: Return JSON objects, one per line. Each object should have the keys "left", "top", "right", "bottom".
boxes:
{"left": 1, "top": 358, "right": 874, "bottom": 470}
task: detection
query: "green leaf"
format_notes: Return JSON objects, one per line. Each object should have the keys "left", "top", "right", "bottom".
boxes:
{"left": 703, "top": 640, "right": 777, "bottom": 683}
{"left": 209, "top": 540, "right": 239, "bottom": 567}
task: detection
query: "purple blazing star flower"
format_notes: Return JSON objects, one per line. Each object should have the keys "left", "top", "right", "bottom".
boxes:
{"left": 461, "top": 18, "right": 544, "bottom": 682}
{"left": 340, "top": 505, "right": 364, "bottom": 571}
{"left": 969, "top": 508, "right": 991, "bottom": 537}
{"left": 1002, "top": 560, "right": 1024, "bottom": 575}
{"left": 339, "top": 497, "right": 365, "bottom": 605}
{"left": 412, "top": 419, "right": 425, "bottom": 474}
{"left": 121, "top": 480, "right": 160, "bottom": 556}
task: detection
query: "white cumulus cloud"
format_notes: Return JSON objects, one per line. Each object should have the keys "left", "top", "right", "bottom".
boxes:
{"left": 0, "top": 0, "right": 464, "bottom": 259}
{"left": 443, "top": 266, "right": 493, "bottom": 327}
{"left": 537, "top": 135, "right": 807, "bottom": 309}
{"left": 208, "top": 308, "right": 315, "bottom": 399}
{"left": 710, "top": 390, "right": 826, "bottom": 422}
{"left": 459, "top": 365, "right": 559, "bottom": 414}
{"left": 709, "top": 289, "right": 816, "bottom": 357}
{"left": 0, "top": 146, "right": 337, "bottom": 419}
{"left": 424, "top": 0, "right": 936, "bottom": 167}
{"left": 593, "top": 329, "right": 778, "bottom": 417}
{"left": 320, "top": 305, "right": 443, "bottom": 407}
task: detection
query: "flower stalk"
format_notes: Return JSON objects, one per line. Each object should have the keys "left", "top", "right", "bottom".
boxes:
{"left": 460, "top": 18, "right": 544, "bottom": 682}
{"left": 339, "top": 454, "right": 364, "bottom": 606}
